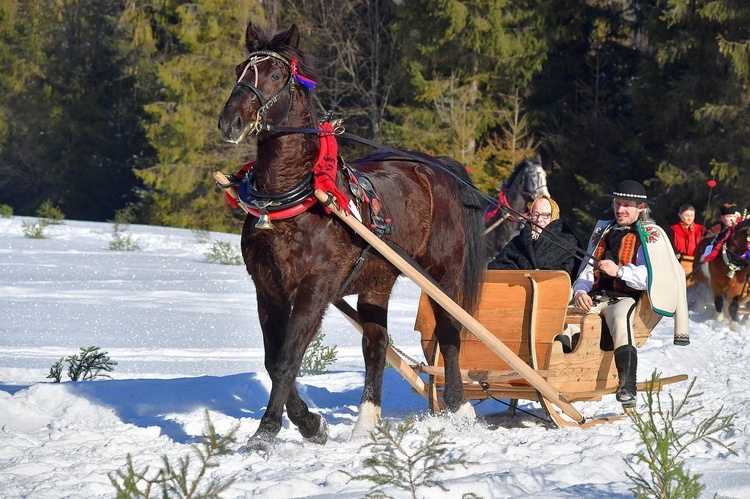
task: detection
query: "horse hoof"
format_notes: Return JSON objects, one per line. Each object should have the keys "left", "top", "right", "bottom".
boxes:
{"left": 238, "top": 437, "right": 274, "bottom": 455}
{"left": 729, "top": 320, "right": 741, "bottom": 332}
{"left": 351, "top": 401, "right": 381, "bottom": 439}
{"left": 305, "top": 416, "right": 328, "bottom": 445}
{"left": 715, "top": 312, "right": 725, "bottom": 322}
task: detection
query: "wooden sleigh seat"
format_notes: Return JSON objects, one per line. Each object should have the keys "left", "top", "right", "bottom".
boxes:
{"left": 414, "top": 269, "right": 686, "bottom": 427}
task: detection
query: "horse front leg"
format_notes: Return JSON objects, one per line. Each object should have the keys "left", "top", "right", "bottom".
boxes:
{"left": 351, "top": 292, "right": 390, "bottom": 438}
{"left": 728, "top": 296, "right": 741, "bottom": 331}
{"left": 285, "top": 384, "right": 328, "bottom": 443}
{"left": 714, "top": 294, "right": 725, "bottom": 322}
{"left": 248, "top": 282, "right": 332, "bottom": 451}
{"left": 433, "top": 306, "right": 474, "bottom": 419}
{"left": 243, "top": 292, "right": 290, "bottom": 453}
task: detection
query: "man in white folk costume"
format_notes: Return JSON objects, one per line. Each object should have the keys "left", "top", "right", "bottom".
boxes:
{"left": 572, "top": 180, "right": 689, "bottom": 408}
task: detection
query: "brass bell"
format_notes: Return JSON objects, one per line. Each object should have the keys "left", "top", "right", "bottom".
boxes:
{"left": 255, "top": 211, "right": 274, "bottom": 230}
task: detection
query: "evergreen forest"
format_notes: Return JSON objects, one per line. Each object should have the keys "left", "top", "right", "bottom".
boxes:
{"left": 1, "top": 0, "right": 749, "bottom": 238}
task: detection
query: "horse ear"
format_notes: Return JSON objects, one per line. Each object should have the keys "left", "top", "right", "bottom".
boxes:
{"left": 282, "top": 24, "right": 300, "bottom": 49}
{"left": 246, "top": 21, "right": 261, "bottom": 52}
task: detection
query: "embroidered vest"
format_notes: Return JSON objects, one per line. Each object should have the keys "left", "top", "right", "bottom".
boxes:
{"left": 592, "top": 224, "right": 642, "bottom": 297}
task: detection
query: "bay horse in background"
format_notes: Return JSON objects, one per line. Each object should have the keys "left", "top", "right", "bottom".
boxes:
{"left": 217, "top": 22, "right": 486, "bottom": 452}
{"left": 692, "top": 219, "right": 750, "bottom": 331}
{"left": 484, "top": 155, "right": 549, "bottom": 260}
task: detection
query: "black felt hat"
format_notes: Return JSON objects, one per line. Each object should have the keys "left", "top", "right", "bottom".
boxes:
{"left": 607, "top": 180, "right": 651, "bottom": 203}
{"left": 720, "top": 203, "right": 739, "bottom": 216}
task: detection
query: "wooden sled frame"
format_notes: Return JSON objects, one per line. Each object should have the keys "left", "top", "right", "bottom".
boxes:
{"left": 310, "top": 189, "right": 686, "bottom": 428}
{"left": 415, "top": 270, "right": 687, "bottom": 427}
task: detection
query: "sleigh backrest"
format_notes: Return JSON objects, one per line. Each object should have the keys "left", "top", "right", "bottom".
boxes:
{"left": 415, "top": 270, "right": 571, "bottom": 375}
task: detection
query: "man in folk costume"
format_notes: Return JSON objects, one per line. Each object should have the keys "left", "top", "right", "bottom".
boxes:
{"left": 572, "top": 180, "right": 689, "bottom": 408}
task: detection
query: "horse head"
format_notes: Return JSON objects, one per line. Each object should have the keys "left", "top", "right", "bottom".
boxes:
{"left": 218, "top": 22, "right": 318, "bottom": 144}
{"left": 726, "top": 218, "right": 750, "bottom": 264}
{"left": 516, "top": 155, "right": 550, "bottom": 202}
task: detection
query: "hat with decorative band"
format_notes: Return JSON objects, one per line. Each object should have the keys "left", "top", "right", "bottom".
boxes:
{"left": 607, "top": 180, "right": 651, "bottom": 203}
{"left": 720, "top": 203, "right": 739, "bottom": 216}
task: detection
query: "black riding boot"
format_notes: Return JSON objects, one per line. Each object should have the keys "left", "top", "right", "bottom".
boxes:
{"left": 614, "top": 345, "right": 638, "bottom": 408}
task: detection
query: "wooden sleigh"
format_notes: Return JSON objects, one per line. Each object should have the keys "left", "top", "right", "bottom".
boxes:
{"left": 413, "top": 270, "right": 687, "bottom": 427}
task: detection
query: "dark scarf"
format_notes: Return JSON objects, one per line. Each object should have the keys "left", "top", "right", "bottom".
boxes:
{"left": 488, "top": 220, "right": 583, "bottom": 281}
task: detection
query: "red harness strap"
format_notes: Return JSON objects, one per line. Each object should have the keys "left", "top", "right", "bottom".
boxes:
{"left": 484, "top": 185, "right": 529, "bottom": 223}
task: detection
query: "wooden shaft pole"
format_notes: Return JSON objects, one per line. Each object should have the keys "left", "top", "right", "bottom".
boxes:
{"left": 332, "top": 299, "right": 428, "bottom": 398}
{"left": 315, "top": 189, "right": 585, "bottom": 423}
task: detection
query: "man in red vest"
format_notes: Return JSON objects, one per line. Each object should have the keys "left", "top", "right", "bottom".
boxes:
{"left": 669, "top": 204, "right": 707, "bottom": 261}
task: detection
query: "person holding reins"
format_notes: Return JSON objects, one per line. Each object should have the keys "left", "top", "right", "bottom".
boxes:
{"left": 572, "top": 180, "right": 689, "bottom": 408}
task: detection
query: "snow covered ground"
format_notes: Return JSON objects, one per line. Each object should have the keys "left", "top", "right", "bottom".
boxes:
{"left": 1, "top": 216, "right": 748, "bottom": 498}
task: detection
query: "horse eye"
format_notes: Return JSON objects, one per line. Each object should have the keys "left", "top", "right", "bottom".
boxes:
{"left": 270, "top": 72, "right": 281, "bottom": 81}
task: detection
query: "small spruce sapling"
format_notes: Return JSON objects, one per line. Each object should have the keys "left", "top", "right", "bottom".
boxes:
{"left": 204, "top": 240, "right": 243, "bottom": 265}
{"left": 47, "top": 346, "right": 117, "bottom": 382}
{"left": 36, "top": 199, "right": 65, "bottom": 223}
{"left": 109, "top": 206, "right": 140, "bottom": 251}
{"left": 109, "top": 411, "right": 238, "bottom": 499}
{"left": 299, "top": 331, "right": 338, "bottom": 376}
{"left": 625, "top": 370, "right": 736, "bottom": 499}
{"left": 345, "top": 417, "right": 476, "bottom": 499}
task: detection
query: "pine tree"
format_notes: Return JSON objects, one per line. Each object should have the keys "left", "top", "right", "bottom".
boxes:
{"left": 387, "top": 0, "right": 547, "bottom": 193}
{"left": 128, "top": 0, "right": 263, "bottom": 231}
{"left": 525, "top": 0, "right": 644, "bottom": 231}
{"left": 0, "top": 0, "right": 146, "bottom": 221}
{"left": 622, "top": 1, "right": 750, "bottom": 226}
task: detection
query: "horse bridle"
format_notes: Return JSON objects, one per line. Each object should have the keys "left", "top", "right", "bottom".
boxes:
{"left": 499, "top": 162, "right": 547, "bottom": 202}
{"left": 232, "top": 50, "right": 297, "bottom": 135}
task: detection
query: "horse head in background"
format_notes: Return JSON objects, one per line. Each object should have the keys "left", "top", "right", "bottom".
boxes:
{"left": 218, "top": 22, "right": 486, "bottom": 452}
{"left": 693, "top": 218, "right": 750, "bottom": 331}
{"left": 484, "top": 155, "right": 549, "bottom": 260}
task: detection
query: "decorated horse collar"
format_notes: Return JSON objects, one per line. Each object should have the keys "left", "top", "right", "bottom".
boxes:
{"left": 239, "top": 171, "right": 316, "bottom": 221}
{"left": 224, "top": 121, "right": 350, "bottom": 227}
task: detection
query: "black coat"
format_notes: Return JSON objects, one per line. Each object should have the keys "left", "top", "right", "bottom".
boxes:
{"left": 487, "top": 219, "right": 584, "bottom": 281}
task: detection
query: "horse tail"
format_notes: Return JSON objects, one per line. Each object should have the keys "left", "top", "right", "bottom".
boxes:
{"left": 437, "top": 156, "right": 486, "bottom": 317}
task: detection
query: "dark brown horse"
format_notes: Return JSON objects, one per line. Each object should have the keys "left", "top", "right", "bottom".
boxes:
{"left": 217, "top": 22, "right": 485, "bottom": 451}
{"left": 693, "top": 219, "right": 750, "bottom": 330}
